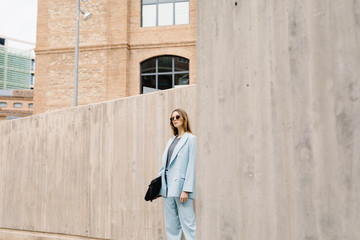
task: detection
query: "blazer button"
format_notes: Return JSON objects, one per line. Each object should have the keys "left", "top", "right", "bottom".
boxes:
{"left": 174, "top": 178, "right": 177, "bottom": 181}
{"left": 178, "top": 153, "right": 181, "bottom": 156}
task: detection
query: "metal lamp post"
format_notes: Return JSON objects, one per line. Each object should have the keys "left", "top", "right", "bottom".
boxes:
{"left": 74, "top": 0, "right": 92, "bottom": 107}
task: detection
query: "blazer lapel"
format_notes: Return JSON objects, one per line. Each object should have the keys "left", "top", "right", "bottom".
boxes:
{"left": 168, "top": 132, "right": 189, "bottom": 168}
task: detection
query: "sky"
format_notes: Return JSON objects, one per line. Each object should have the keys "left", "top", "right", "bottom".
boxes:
{"left": 0, "top": 0, "right": 38, "bottom": 50}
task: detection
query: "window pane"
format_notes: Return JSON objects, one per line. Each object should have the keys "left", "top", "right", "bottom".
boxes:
{"left": 142, "top": 75, "right": 156, "bottom": 91}
{"left": 158, "top": 74, "right": 173, "bottom": 90}
{"left": 0, "top": 102, "right": 7, "bottom": 107}
{"left": 159, "top": 0, "right": 173, "bottom": 2}
{"left": 142, "top": 5, "right": 156, "bottom": 27}
{"left": 141, "top": 58, "right": 156, "bottom": 73}
{"left": 14, "top": 103, "right": 22, "bottom": 108}
{"left": 175, "top": 2, "right": 189, "bottom": 25}
{"left": 158, "top": 56, "right": 173, "bottom": 72}
{"left": 174, "top": 57, "right": 189, "bottom": 72}
{"left": 175, "top": 73, "right": 189, "bottom": 85}
{"left": 28, "top": 103, "right": 34, "bottom": 109}
{"left": 143, "top": 0, "right": 157, "bottom": 4}
{"left": 158, "top": 3, "right": 174, "bottom": 26}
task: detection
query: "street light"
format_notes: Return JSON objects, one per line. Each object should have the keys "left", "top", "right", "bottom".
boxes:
{"left": 74, "top": 0, "right": 92, "bottom": 107}
{"left": 81, "top": 8, "right": 93, "bottom": 21}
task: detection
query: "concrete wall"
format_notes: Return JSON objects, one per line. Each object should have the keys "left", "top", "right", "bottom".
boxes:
{"left": 0, "top": 85, "right": 196, "bottom": 240}
{"left": 2, "top": 0, "right": 360, "bottom": 239}
{"left": 196, "top": 0, "right": 360, "bottom": 239}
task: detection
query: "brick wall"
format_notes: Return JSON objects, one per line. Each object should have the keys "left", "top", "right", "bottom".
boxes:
{"left": 0, "top": 90, "right": 33, "bottom": 121}
{"left": 34, "top": 0, "right": 196, "bottom": 114}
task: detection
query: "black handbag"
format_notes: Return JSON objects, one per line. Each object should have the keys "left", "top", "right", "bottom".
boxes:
{"left": 144, "top": 176, "right": 162, "bottom": 202}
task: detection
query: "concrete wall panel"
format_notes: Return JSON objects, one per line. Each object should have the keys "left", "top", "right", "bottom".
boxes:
{"left": 0, "top": 85, "right": 196, "bottom": 240}
{"left": 196, "top": 0, "right": 360, "bottom": 239}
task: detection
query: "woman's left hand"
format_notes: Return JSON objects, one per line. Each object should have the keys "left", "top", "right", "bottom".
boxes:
{"left": 180, "top": 191, "right": 188, "bottom": 203}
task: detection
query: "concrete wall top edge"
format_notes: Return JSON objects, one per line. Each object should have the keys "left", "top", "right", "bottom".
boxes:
{"left": 0, "top": 85, "right": 196, "bottom": 126}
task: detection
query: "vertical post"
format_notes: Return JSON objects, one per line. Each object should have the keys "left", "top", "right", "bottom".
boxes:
{"left": 74, "top": 0, "right": 80, "bottom": 106}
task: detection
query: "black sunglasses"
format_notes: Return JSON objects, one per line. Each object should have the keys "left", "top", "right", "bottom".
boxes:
{"left": 170, "top": 115, "right": 181, "bottom": 121}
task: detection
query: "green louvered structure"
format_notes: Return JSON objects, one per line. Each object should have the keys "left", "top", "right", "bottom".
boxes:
{"left": 0, "top": 45, "right": 32, "bottom": 90}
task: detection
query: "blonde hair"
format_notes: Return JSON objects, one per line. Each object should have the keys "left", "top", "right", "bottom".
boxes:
{"left": 170, "top": 109, "right": 192, "bottom": 136}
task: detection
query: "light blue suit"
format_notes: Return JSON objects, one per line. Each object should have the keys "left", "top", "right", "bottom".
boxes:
{"left": 158, "top": 132, "right": 196, "bottom": 240}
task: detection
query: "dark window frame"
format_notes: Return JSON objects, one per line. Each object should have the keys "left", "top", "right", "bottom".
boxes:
{"left": 140, "top": 55, "right": 189, "bottom": 94}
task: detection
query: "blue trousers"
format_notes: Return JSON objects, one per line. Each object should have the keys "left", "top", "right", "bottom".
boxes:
{"left": 163, "top": 197, "right": 196, "bottom": 240}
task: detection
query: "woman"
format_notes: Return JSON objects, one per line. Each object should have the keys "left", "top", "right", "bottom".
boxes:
{"left": 158, "top": 109, "right": 196, "bottom": 240}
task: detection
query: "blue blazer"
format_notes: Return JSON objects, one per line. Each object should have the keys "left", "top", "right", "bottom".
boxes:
{"left": 158, "top": 132, "right": 196, "bottom": 199}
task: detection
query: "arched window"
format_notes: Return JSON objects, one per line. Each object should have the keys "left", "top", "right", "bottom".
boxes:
{"left": 141, "top": 55, "right": 189, "bottom": 94}
{"left": 142, "top": 0, "right": 190, "bottom": 27}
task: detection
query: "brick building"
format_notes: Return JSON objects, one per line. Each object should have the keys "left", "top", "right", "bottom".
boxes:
{"left": 34, "top": 0, "right": 196, "bottom": 114}
{"left": 0, "top": 89, "right": 34, "bottom": 121}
